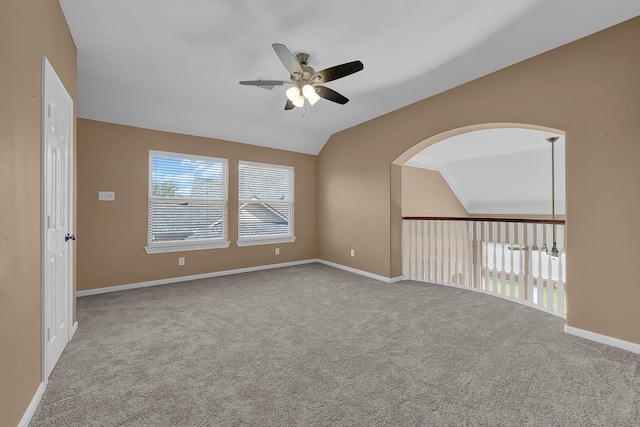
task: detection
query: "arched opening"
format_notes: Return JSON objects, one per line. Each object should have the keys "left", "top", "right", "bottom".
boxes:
{"left": 392, "top": 123, "right": 568, "bottom": 317}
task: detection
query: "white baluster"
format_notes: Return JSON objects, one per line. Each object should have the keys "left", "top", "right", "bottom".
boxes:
{"left": 476, "top": 222, "right": 482, "bottom": 289}
{"left": 460, "top": 221, "right": 466, "bottom": 287}
{"left": 414, "top": 220, "right": 420, "bottom": 281}
{"left": 420, "top": 221, "right": 425, "bottom": 281}
{"left": 467, "top": 221, "right": 473, "bottom": 288}
{"left": 557, "top": 244, "right": 565, "bottom": 317}
{"left": 517, "top": 223, "right": 525, "bottom": 302}
{"left": 427, "top": 220, "right": 432, "bottom": 282}
{"left": 526, "top": 223, "right": 535, "bottom": 306}
{"left": 402, "top": 220, "right": 406, "bottom": 279}
{"left": 507, "top": 222, "right": 514, "bottom": 299}
{"left": 447, "top": 221, "right": 452, "bottom": 285}
{"left": 440, "top": 221, "right": 445, "bottom": 284}
{"left": 546, "top": 223, "right": 554, "bottom": 313}
{"left": 433, "top": 221, "right": 438, "bottom": 283}
{"left": 454, "top": 221, "right": 459, "bottom": 285}
{"left": 499, "top": 222, "right": 506, "bottom": 296}
{"left": 483, "top": 221, "right": 490, "bottom": 292}
{"left": 410, "top": 220, "right": 415, "bottom": 281}
{"left": 536, "top": 223, "right": 544, "bottom": 309}
{"left": 491, "top": 222, "right": 498, "bottom": 294}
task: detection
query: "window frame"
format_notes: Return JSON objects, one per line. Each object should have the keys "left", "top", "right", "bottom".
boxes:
{"left": 145, "top": 150, "right": 230, "bottom": 254}
{"left": 236, "top": 160, "right": 296, "bottom": 247}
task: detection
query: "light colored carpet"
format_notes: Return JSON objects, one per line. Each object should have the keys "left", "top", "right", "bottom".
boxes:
{"left": 31, "top": 263, "right": 640, "bottom": 426}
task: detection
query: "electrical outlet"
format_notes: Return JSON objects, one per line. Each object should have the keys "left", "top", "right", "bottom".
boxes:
{"left": 275, "top": 248, "right": 280, "bottom": 255}
{"left": 178, "top": 257, "right": 185, "bottom": 266}
{"left": 98, "top": 191, "right": 115, "bottom": 201}
{"left": 351, "top": 249, "right": 355, "bottom": 257}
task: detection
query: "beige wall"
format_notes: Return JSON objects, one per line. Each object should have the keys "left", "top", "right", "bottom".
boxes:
{"left": 0, "top": 1, "right": 77, "bottom": 425}
{"left": 401, "top": 166, "right": 468, "bottom": 217}
{"left": 1, "top": 8, "right": 638, "bottom": 427}
{"left": 77, "top": 119, "right": 317, "bottom": 291}
{"left": 319, "top": 18, "right": 640, "bottom": 344}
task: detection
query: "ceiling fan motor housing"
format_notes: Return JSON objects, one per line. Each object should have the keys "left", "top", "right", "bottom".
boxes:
{"left": 292, "top": 53, "right": 316, "bottom": 83}
{"left": 296, "top": 52, "right": 311, "bottom": 65}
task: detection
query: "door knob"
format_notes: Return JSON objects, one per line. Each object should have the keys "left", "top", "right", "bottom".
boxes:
{"left": 65, "top": 233, "right": 76, "bottom": 242}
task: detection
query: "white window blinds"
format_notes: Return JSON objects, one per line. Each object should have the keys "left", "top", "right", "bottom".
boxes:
{"left": 238, "top": 161, "right": 294, "bottom": 242}
{"left": 146, "top": 151, "right": 229, "bottom": 253}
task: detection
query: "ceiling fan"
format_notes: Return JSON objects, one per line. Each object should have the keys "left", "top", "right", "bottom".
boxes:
{"left": 239, "top": 43, "right": 364, "bottom": 110}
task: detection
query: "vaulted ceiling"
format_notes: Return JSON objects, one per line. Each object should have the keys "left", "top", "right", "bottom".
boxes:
{"left": 59, "top": 0, "right": 640, "bottom": 155}
{"left": 406, "top": 128, "right": 565, "bottom": 215}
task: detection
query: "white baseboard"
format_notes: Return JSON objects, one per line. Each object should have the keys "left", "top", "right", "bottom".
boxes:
{"left": 76, "top": 259, "right": 319, "bottom": 297}
{"left": 565, "top": 325, "right": 640, "bottom": 354}
{"left": 317, "top": 259, "right": 403, "bottom": 283}
{"left": 77, "top": 258, "right": 405, "bottom": 297}
{"left": 70, "top": 321, "right": 78, "bottom": 340}
{"left": 18, "top": 381, "right": 45, "bottom": 427}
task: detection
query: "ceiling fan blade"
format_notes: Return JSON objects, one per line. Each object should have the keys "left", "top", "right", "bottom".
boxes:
{"left": 284, "top": 99, "right": 294, "bottom": 110}
{"left": 314, "top": 61, "right": 364, "bottom": 83}
{"left": 316, "top": 86, "right": 349, "bottom": 105}
{"left": 272, "top": 43, "right": 303, "bottom": 75}
{"left": 239, "top": 80, "right": 289, "bottom": 87}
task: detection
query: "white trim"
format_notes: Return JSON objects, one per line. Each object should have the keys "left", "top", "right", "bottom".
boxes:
{"left": 18, "top": 382, "right": 45, "bottom": 427}
{"left": 564, "top": 325, "right": 640, "bottom": 354}
{"left": 77, "top": 259, "right": 405, "bottom": 297}
{"left": 236, "top": 235, "right": 296, "bottom": 247}
{"left": 147, "top": 151, "right": 229, "bottom": 250}
{"left": 70, "top": 321, "right": 78, "bottom": 340}
{"left": 238, "top": 160, "right": 294, "bottom": 241}
{"left": 317, "top": 259, "right": 403, "bottom": 283}
{"left": 149, "top": 150, "right": 228, "bottom": 165}
{"left": 239, "top": 160, "right": 294, "bottom": 171}
{"left": 77, "top": 259, "right": 319, "bottom": 297}
{"left": 145, "top": 239, "right": 231, "bottom": 254}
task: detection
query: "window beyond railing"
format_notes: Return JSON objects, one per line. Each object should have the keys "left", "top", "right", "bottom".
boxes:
{"left": 402, "top": 217, "right": 566, "bottom": 317}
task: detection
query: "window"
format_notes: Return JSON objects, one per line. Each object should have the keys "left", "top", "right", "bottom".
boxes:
{"left": 145, "top": 151, "right": 230, "bottom": 254}
{"left": 237, "top": 161, "right": 295, "bottom": 246}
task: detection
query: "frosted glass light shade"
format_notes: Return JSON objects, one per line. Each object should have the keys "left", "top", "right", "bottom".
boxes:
{"left": 286, "top": 86, "right": 300, "bottom": 102}
{"left": 292, "top": 95, "right": 305, "bottom": 108}
{"left": 308, "top": 92, "right": 321, "bottom": 105}
{"left": 302, "top": 84, "right": 316, "bottom": 99}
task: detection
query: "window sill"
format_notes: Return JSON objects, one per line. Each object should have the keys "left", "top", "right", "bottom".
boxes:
{"left": 236, "top": 235, "right": 296, "bottom": 247}
{"left": 145, "top": 239, "right": 231, "bottom": 254}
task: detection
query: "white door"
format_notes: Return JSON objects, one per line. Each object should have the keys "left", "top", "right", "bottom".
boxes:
{"left": 43, "top": 57, "right": 74, "bottom": 379}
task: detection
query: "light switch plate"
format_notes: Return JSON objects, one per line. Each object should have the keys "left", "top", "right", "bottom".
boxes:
{"left": 98, "top": 191, "right": 115, "bottom": 201}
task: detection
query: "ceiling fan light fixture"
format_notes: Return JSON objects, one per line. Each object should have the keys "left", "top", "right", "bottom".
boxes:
{"left": 286, "top": 86, "right": 300, "bottom": 102}
{"left": 240, "top": 44, "right": 363, "bottom": 112}
{"left": 302, "top": 84, "right": 316, "bottom": 99}
{"left": 302, "top": 84, "right": 321, "bottom": 105}
{"left": 292, "top": 95, "right": 305, "bottom": 108}
{"left": 308, "top": 92, "right": 321, "bottom": 105}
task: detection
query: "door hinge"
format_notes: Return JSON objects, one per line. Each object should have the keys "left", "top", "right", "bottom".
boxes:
{"left": 47, "top": 327, "right": 50, "bottom": 341}
{"left": 48, "top": 104, "right": 52, "bottom": 118}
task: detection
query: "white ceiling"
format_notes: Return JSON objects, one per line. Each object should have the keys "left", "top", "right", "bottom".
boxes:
{"left": 406, "top": 129, "right": 566, "bottom": 215}
{"left": 58, "top": 1, "right": 640, "bottom": 155}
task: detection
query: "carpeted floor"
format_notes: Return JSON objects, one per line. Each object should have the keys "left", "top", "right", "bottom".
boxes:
{"left": 30, "top": 263, "right": 640, "bottom": 426}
